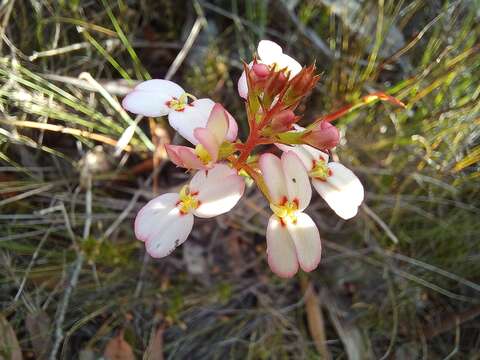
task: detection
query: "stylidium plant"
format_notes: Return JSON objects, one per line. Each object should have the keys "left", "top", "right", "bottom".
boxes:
{"left": 123, "top": 40, "right": 404, "bottom": 278}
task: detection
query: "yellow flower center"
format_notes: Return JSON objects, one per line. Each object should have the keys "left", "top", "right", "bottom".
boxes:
{"left": 194, "top": 144, "right": 211, "bottom": 165}
{"left": 270, "top": 197, "right": 299, "bottom": 225}
{"left": 177, "top": 185, "right": 200, "bottom": 214}
{"left": 309, "top": 158, "right": 331, "bottom": 181}
{"left": 167, "top": 93, "right": 196, "bottom": 112}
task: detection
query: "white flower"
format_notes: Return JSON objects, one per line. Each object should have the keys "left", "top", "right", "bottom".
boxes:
{"left": 135, "top": 164, "right": 245, "bottom": 258}
{"left": 259, "top": 151, "right": 321, "bottom": 278}
{"left": 277, "top": 144, "right": 364, "bottom": 219}
{"left": 122, "top": 79, "right": 237, "bottom": 144}
{"left": 238, "top": 40, "right": 303, "bottom": 99}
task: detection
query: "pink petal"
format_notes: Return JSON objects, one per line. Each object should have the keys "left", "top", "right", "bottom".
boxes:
{"left": 312, "top": 163, "right": 364, "bottom": 220}
{"left": 189, "top": 163, "right": 237, "bottom": 193}
{"left": 206, "top": 103, "right": 229, "bottom": 144}
{"left": 177, "top": 147, "right": 206, "bottom": 169}
{"left": 281, "top": 151, "right": 312, "bottom": 211}
{"left": 122, "top": 79, "right": 185, "bottom": 117}
{"left": 266, "top": 215, "right": 299, "bottom": 278}
{"left": 134, "top": 193, "right": 180, "bottom": 242}
{"left": 259, "top": 153, "right": 287, "bottom": 205}
{"left": 237, "top": 71, "right": 248, "bottom": 99}
{"left": 168, "top": 98, "right": 215, "bottom": 144}
{"left": 194, "top": 128, "right": 219, "bottom": 164}
{"left": 257, "top": 40, "right": 283, "bottom": 65}
{"left": 225, "top": 110, "right": 239, "bottom": 142}
{"left": 165, "top": 144, "right": 205, "bottom": 169}
{"left": 145, "top": 212, "right": 194, "bottom": 258}
{"left": 286, "top": 213, "right": 321, "bottom": 272}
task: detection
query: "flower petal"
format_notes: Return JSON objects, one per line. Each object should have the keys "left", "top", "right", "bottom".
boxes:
{"left": 193, "top": 174, "right": 245, "bottom": 218}
{"left": 266, "top": 215, "right": 299, "bottom": 278}
{"left": 286, "top": 213, "right": 321, "bottom": 272}
{"left": 134, "top": 193, "right": 180, "bottom": 242}
{"left": 281, "top": 151, "right": 312, "bottom": 211}
{"left": 259, "top": 153, "right": 287, "bottom": 205}
{"left": 276, "top": 144, "right": 316, "bottom": 171}
{"left": 122, "top": 79, "right": 185, "bottom": 117}
{"left": 312, "top": 163, "right": 364, "bottom": 219}
{"left": 257, "top": 40, "right": 283, "bottom": 65}
{"left": 194, "top": 128, "right": 219, "bottom": 164}
{"left": 135, "top": 79, "right": 185, "bottom": 95}
{"left": 225, "top": 110, "right": 239, "bottom": 142}
{"left": 238, "top": 71, "right": 248, "bottom": 99}
{"left": 206, "top": 103, "right": 229, "bottom": 144}
{"left": 122, "top": 90, "right": 171, "bottom": 117}
{"left": 145, "top": 212, "right": 194, "bottom": 258}
{"left": 189, "top": 163, "right": 237, "bottom": 192}
{"left": 177, "top": 147, "right": 206, "bottom": 169}
{"left": 168, "top": 98, "right": 215, "bottom": 144}
{"left": 277, "top": 53, "right": 302, "bottom": 78}
{"left": 165, "top": 144, "right": 205, "bottom": 169}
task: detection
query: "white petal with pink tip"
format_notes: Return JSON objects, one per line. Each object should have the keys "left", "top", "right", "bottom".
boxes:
{"left": 286, "top": 213, "right": 322, "bottom": 272}
{"left": 266, "top": 215, "right": 299, "bottom": 278}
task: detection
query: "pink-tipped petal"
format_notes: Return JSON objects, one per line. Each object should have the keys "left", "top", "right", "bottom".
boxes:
{"left": 266, "top": 215, "right": 299, "bottom": 278}
{"left": 225, "top": 110, "right": 239, "bottom": 142}
{"left": 259, "top": 153, "right": 287, "bottom": 205}
{"left": 194, "top": 128, "right": 220, "bottom": 164}
{"left": 189, "top": 163, "right": 237, "bottom": 192}
{"left": 134, "top": 193, "right": 180, "bottom": 242}
{"left": 287, "top": 213, "right": 321, "bottom": 272}
{"left": 237, "top": 71, "right": 248, "bottom": 99}
{"left": 312, "top": 163, "right": 364, "bottom": 219}
{"left": 193, "top": 173, "right": 245, "bottom": 218}
{"left": 177, "top": 147, "right": 205, "bottom": 169}
{"left": 206, "top": 104, "right": 229, "bottom": 144}
{"left": 165, "top": 144, "right": 184, "bottom": 167}
{"left": 145, "top": 212, "right": 194, "bottom": 258}
{"left": 168, "top": 98, "right": 215, "bottom": 144}
{"left": 257, "top": 40, "right": 283, "bottom": 65}
{"left": 281, "top": 151, "right": 312, "bottom": 211}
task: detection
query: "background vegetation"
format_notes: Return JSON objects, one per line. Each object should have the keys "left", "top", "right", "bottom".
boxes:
{"left": 0, "top": 0, "right": 479, "bottom": 358}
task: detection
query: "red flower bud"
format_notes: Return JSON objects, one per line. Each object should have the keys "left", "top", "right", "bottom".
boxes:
{"left": 302, "top": 121, "right": 339, "bottom": 150}
{"left": 270, "top": 110, "right": 298, "bottom": 132}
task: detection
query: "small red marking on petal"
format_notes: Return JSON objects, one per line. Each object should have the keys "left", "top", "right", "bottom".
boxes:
{"left": 165, "top": 100, "right": 172, "bottom": 107}
{"left": 312, "top": 159, "right": 317, "bottom": 167}
{"left": 280, "top": 196, "right": 288, "bottom": 205}
{"left": 197, "top": 200, "right": 202, "bottom": 207}
{"left": 328, "top": 169, "right": 333, "bottom": 176}
{"left": 316, "top": 177, "right": 327, "bottom": 182}
{"left": 293, "top": 198, "right": 299, "bottom": 208}
{"left": 179, "top": 209, "right": 188, "bottom": 216}
{"left": 175, "top": 200, "right": 181, "bottom": 206}
{"left": 280, "top": 218, "right": 286, "bottom": 227}
{"left": 190, "top": 191, "right": 199, "bottom": 196}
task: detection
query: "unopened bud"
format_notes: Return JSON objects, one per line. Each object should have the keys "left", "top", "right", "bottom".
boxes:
{"left": 270, "top": 110, "right": 298, "bottom": 132}
{"left": 252, "top": 63, "right": 270, "bottom": 78}
{"left": 302, "top": 121, "right": 339, "bottom": 150}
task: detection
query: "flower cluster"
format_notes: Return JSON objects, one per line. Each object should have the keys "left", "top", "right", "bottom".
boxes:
{"left": 123, "top": 40, "right": 365, "bottom": 278}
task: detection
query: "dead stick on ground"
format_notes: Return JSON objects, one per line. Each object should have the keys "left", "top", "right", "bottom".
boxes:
{"left": 300, "top": 274, "right": 331, "bottom": 360}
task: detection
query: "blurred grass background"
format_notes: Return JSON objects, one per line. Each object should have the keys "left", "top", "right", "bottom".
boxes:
{"left": 0, "top": 0, "right": 479, "bottom": 358}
